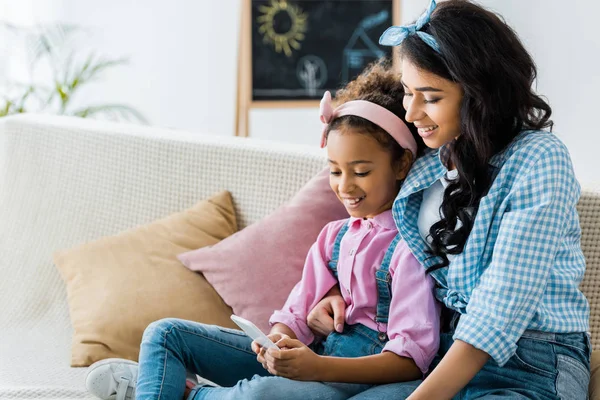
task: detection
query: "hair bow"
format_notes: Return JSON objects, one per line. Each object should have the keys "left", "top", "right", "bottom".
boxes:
{"left": 379, "top": 0, "right": 440, "bottom": 54}
{"left": 319, "top": 91, "right": 335, "bottom": 148}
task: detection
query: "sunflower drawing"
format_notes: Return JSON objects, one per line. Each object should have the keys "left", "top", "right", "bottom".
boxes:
{"left": 257, "top": 0, "right": 308, "bottom": 57}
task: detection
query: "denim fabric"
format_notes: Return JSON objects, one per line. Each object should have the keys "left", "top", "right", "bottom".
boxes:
{"left": 347, "top": 327, "right": 591, "bottom": 400}
{"left": 136, "top": 318, "right": 385, "bottom": 400}
{"left": 315, "top": 323, "right": 387, "bottom": 358}
{"left": 190, "top": 323, "right": 383, "bottom": 400}
{"left": 135, "top": 318, "right": 269, "bottom": 400}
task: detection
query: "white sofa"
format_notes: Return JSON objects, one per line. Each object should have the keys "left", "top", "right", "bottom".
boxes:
{"left": 1, "top": 114, "right": 599, "bottom": 399}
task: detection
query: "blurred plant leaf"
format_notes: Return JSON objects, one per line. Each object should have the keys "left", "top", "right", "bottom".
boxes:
{"left": 0, "top": 100, "right": 13, "bottom": 117}
{"left": 1, "top": 22, "right": 147, "bottom": 124}
{"left": 72, "top": 55, "right": 128, "bottom": 89}
{"left": 26, "top": 23, "right": 80, "bottom": 68}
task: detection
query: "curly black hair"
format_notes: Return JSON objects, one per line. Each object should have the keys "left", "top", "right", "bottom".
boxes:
{"left": 400, "top": 0, "right": 552, "bottom": 271}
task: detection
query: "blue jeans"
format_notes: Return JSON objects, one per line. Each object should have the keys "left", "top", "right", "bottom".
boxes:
{"left": 347, "top": 329, "right": 591, "bottom": 399}
{"left": 136, "top": 318, "right": 382, "bottom": 400}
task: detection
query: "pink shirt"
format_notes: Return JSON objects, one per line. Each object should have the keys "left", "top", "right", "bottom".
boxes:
{"left": 269, "top": 210, "right": 441, "bottom": 374}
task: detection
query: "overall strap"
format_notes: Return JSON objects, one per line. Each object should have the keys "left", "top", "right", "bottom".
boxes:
{"left": 327, "top": 220, "right": 350, "bottom": 278}
{"left": 374, "top": 233, "right": 401, "bottom": 334}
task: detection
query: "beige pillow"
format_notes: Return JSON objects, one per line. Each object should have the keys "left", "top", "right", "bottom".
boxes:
{"left": 54, "top": 191, "right": 239, "bottom": 367}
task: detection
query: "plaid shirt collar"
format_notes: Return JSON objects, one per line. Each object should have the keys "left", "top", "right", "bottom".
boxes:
{"left": 398, "top": 131, "right": 530, "bottom": 200}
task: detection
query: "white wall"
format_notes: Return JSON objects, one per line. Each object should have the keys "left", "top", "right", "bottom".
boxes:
{"left": 57, "top": 0, "right": 240, "bottom": 136}
{"left": 2, "top": 0, "right": 599, "bottom": 184}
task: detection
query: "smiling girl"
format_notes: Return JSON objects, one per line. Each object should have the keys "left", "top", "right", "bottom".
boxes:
{"left": 85, "top": 62, "right": 440, "bottom": 400}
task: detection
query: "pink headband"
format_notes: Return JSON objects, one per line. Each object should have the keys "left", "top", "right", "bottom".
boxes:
{"left": 319, "top": 91, "right": 417, "bottom": 158}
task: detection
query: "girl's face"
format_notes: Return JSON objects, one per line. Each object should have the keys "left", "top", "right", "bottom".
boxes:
{"left": 327, "top": 128, "right": 411, "bottom": 219}
{"left": 401, "top": 59, "right": 463, "bottom": 149}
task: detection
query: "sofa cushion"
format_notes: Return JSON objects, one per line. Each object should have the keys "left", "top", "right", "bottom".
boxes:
{"left": 54, "top": 191, "right": 238, "bottom": 367}
{"left": 178, "top": 168, "right": 348, "bottom": 332}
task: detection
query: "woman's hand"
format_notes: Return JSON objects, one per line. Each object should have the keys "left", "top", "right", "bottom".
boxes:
{"left": 263, "top": 336, "right": 322, "bottom": 381}
{"left": 307, "top": 286, "right": 346, "bottom": 336}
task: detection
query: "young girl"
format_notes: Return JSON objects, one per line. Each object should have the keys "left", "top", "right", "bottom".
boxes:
{"left": 308, "top": 1, "right": 591, "bottom": 399}
{"left": 85, "top": 62, "right": 440, "bottom": 400}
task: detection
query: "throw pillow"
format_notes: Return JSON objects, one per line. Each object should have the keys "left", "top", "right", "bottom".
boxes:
{"left": 54, "top": 191, "right": 238, "bottom": 367}
{"left": 178, "top": 168, "right": 348, "bottom": 332}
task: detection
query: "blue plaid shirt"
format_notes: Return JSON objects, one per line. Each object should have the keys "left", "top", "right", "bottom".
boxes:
{"left": 393, "top": 130, "right": 590, "bottom": 366}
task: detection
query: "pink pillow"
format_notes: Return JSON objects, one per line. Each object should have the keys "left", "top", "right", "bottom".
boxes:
{"left": 178, "top": 168, "right": 348, "bottom": 332}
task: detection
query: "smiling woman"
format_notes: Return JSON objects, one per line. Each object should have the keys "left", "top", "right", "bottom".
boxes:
{"left": 400, "top": 63, "right": 462, "bottom": 150}
{"left": 308, "top": 1, "right": 592, "bottom": 399}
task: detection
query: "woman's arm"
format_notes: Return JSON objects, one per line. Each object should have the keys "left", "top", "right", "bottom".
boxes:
{"left": 306, "top": 285, "right": 346, "bottom": 336}
{"left": 407, "top": 340, "right": 489, "bottom": 400}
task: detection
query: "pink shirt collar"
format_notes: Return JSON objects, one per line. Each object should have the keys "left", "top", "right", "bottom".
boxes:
{"left": 347, "top": 209, "right": 395, "bottom": 231}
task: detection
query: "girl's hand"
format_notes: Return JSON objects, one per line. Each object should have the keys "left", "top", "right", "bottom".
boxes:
{"left": 307, "top": 287, "right": 346, "bottom": 337}
{"left": 252, "top": 332, "right": 287, "bottom": 366}
{"left": 263, "top": 336, "right": 322, "bottom": 381}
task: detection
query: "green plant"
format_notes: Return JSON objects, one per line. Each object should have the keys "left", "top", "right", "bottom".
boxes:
{"left": 0, "top": 22, "right": 147, "bottom": 123}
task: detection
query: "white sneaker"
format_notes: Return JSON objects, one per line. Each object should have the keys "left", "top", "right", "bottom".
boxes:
{"left": 86, "top": 358, "right": 138, "bottom": 400}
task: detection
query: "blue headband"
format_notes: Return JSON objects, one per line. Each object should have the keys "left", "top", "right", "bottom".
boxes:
{"left": 379, "top": 0, "right": 441, "bottom": 54}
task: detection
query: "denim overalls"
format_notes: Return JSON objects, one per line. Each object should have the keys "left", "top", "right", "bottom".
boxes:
{"left": 312, "top": 219, "right": 402, "bottom": 358}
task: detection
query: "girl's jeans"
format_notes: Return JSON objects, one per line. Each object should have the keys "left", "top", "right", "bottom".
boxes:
{"left": 136, "top": 318, "right": 384, "bottom": 400}
{"left": 346, "top": 324, "right": 591, "bottom": 399}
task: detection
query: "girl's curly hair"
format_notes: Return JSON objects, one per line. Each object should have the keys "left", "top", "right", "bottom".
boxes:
{"left": 324, "top": 60, "right": 425, "bottom": 163}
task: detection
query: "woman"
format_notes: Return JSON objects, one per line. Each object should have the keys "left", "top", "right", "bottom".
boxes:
{"left": 307, "top": 1, "right": 591, "bottom": 399}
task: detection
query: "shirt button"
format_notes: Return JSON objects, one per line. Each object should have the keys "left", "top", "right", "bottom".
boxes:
{"left": 367, "top": 222, "right": 372, "bottom": 229}
{"left": 349, "top": 249, "right": 355, "bottom": 256}
{"left": 413, "top": 182, "right": 420, "bottom": 188}
{"left": 346, "top": 288, "right": 351, "bottom": 295}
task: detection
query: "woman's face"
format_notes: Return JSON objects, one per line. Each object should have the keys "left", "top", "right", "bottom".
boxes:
{"left": 401, "top": 59, "right": 464, "bottom": 149}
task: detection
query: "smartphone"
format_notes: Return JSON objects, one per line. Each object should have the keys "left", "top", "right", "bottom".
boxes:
{"left": 230, "top": 315, "right": 279, "bottom": 350}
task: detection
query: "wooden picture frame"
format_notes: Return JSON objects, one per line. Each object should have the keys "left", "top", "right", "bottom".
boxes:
{"left": 235, "top": 0, "right": 401, "bottom": 137}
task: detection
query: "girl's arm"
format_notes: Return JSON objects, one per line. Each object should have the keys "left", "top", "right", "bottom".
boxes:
{"left": 407, "top": 340, "right": 489, "bottom": 400}
{"left": 268, "top": 222, "right": 342, "bottom": 345}
{"left": 316, "top": 351, "right": 422, "bottom": 383}
{"left": 264, "top": 337, "right": 421, "bottom": 383}
{"left": 266, "top": 242, "right": 440, "bottom": 383}
{"left": 269, "top": 322, "right": 297, "bottom": 339}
